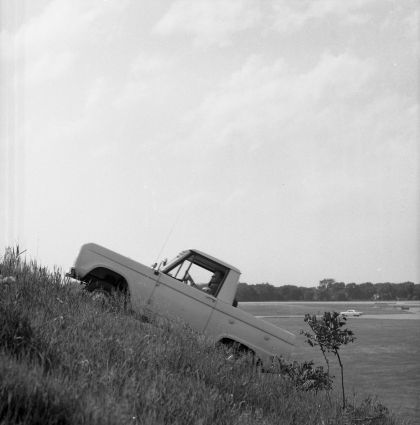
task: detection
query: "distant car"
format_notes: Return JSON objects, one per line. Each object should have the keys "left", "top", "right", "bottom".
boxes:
{"left": 340, "top": 309, "right": 363, "bottom": 317}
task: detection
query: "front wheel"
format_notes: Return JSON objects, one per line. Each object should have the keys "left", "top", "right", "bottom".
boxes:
{"left": 85, "top": 279, "right": 115, "bottom": 303}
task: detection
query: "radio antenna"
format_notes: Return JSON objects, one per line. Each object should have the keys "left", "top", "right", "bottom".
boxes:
{"left": 154, "top": 209, "right": 184, "bottom": 265}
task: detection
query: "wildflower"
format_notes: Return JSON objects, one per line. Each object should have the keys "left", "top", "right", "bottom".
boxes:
{"left": 0, "top": 275, "right": 16, "bottom": 284}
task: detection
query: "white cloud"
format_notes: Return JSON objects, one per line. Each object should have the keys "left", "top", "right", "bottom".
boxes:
{"left": 404, "top": 9, "right": 419, "bottom": 41}
{"left": 154, "top": 0, "right": 261, "bottom": 47}
{"left": 26, "top": 51, "right": 75, "bottom": 86}
{"left": 188, "top": 52, "right": 375, "bottom": 150}
{"left": 270, "top": 0, "right": 380, "bottom": 33}
{"left": 1, "top": 0, "right": 128, "bottom": 86}
{"left": 183, "top": 49, "right": 418, "bottom": 238}
{"left": 153, "top": 0, "right": 384, "bottom": 45}
{"left": 84, "top": 76, "right": 109, "bottom": 111}
{"left": 129, "top": 54, "right": 169, "bottom": 76}
{"left": 113, "top": 53, "right": 172, "bottom": 108}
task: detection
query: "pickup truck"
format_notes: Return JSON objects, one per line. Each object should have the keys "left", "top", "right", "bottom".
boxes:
{"left": 67, "top": 243, "right": 295, "bottom": 368}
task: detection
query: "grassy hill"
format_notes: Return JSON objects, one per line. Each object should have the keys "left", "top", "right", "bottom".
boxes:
{"left": 0, "top": 248, "right": 404, "bottom": 425}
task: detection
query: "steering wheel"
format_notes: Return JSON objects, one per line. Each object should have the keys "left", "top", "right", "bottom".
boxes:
{"left": 184, "top": 272, "right": 196, "bottom": 287}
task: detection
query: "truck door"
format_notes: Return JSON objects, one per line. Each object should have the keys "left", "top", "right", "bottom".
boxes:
{"left": 149, "top": 256, "right": 218, "bottom": 332}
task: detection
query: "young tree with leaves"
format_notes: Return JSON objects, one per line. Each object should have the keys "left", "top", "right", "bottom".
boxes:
{"left": 301, "top": 311, "right": 355, "bottom": 409}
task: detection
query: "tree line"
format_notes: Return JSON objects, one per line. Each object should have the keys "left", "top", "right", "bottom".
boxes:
{"left": 236, "top": 279, "right": 420, "bottom": 302}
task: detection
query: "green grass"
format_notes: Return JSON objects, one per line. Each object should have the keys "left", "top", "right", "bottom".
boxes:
{"left": 0, "top": 247, "right": 408, "bottom": 425}
{"left": 240, "top": 304, "right": 420, "bottom": 423}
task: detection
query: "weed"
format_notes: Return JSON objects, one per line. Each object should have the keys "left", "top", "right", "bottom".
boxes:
{"left": 275, "top": 358, "right": 333, "bottom": 392}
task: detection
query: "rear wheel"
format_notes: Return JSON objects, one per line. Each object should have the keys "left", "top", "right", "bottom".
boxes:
{"left": 226, "top": 341, "right": 249, "bottom": 360}
{"left": 219, "top": 340, "right": 262, "bottom": 370}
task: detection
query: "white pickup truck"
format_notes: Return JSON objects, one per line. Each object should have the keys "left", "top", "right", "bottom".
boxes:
{"left": 68, "top": 243, "right": 295, "bottom": 368}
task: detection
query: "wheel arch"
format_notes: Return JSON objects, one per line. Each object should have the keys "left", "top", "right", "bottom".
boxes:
{"left": 82, "top": 267, "right": 129, "bottom": 294}
{"left": 217, "top": 337, "right": 255, "bottom": 356}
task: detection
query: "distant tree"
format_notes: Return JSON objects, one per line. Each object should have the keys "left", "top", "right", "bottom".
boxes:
{"left": 303, "top": 287, "right": 316, "bottom": 301}
{"left": 358, "top": 282, "right": 376, "bottom": 300}
{"left": 319, "top": 278, "right": 336, "bottom": 289}
{"left": 331, "top": 289, "right": 347, "bottom": 301}
{"left": 394, "top": 282, "right": 414, "bottom": 300}
{"left": 236, "top": 283, "right": 258, "bottom": 301}
{"left": 330, "top": 282, "right": 347, "bottom": 301}
{"left": 248, "top": 282, "right": 276, "bottom": 301}
{"left": 317, "top": 278, "right": 336, "bottom": 301}
{"left": 279, "top": 285, "right": 303, "bottom": 301}
{"left": 413, "top": 284, "right": 420, "bottom": 300}
{"left": 236, "top": 280, "right": 420, "bottom": 302}
{"left": 345, "top": 283, "right": 361, "bottom": 300}
{"left": 376, "top": 283, "right": 396, "bottom": 300}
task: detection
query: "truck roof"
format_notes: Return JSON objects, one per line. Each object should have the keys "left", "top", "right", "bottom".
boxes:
{"left": 188, "top": 249, "right": 241, "bottom": 274}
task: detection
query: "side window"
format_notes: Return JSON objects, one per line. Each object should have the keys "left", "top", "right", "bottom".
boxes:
{"left": 206, "top": 269, "right": 225, "bottom": 296}
{"left": 186, "top": 263, "right": 214, "bottom": 285}
{"left": 164, "top": 254, "right": 227, "bottom": 296}
{"left": 166, "top": 258, "right": 213, "bottom": 285}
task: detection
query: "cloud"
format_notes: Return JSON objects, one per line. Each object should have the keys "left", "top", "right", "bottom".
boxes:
{"left": 154, "top": 0, "right": 261, "bottom": 47}
{"left": 26, "top": 51, "right": 76, "bottom": 86}
{"left": 1, "top": 0, "right": 128, "bottom": 86}
{"left": 182, "top": 50, "right": 419, "bottom": 229}
{"left": 152, "top": 0, "right": 382, "bottom": 46}
{"left": 271, "top": 0, "right": 377, "bottom": 33}
{"left": 188, "top": 52, "right": 375, "bottom": 151}
{"left": 404, "top": 9, "right": 419, "bottom": 41}
{"left": 129, "top": 54, "right": 169, "bottom": 77}
{"left": 84, "top": 76, "right": 110, "bottom": 111}
{"left": 177, "top": 50, "right": 418, "bottom": 283}
{"left": 113, "top": 52, "right": 173, "bottom": 108}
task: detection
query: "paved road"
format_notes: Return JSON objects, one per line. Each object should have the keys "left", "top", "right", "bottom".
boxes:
{"left": 257, "top": 313, "right": 420, "bottom": 320}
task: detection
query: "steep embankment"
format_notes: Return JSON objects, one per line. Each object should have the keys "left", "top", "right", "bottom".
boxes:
{"left": 0, "top": 248, "right": 403, "bottom": 425}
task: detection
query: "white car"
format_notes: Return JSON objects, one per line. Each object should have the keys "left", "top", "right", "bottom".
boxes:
{"left": 340, "top": 309, "right": 363, "bottom": 317}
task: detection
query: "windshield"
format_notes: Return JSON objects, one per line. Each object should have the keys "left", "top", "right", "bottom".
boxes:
{"left": 163, "top": 252, "right": 227, "bottom": 296}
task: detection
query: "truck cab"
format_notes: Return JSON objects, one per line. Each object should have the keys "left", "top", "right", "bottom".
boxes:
{"left": 162, "top": 249, "right": 240, "bottom": 301}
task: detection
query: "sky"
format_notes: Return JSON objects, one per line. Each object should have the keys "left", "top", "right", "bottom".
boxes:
{"left": 0, "top": 0, "right": 419, "bottom": 286}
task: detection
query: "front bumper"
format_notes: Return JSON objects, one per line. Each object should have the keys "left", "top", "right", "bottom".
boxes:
{"left": 65, "top": 267, "right": 77, "bottom": 279}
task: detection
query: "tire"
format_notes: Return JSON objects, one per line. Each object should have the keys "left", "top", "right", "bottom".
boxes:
{"left": 85, "top": 279, "right": 115, "bottom": 303}
{"left": 221, "top": 341, "right": 263, "bottom": 371}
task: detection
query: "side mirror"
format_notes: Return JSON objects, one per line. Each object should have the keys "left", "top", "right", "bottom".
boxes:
{"left": 153, "top": 258, "right": 168, "bottom": 275}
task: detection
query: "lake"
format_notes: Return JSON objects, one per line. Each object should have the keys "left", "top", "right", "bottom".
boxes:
{"left": 239, "top": 301, "right": 420, "bottom": 424}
